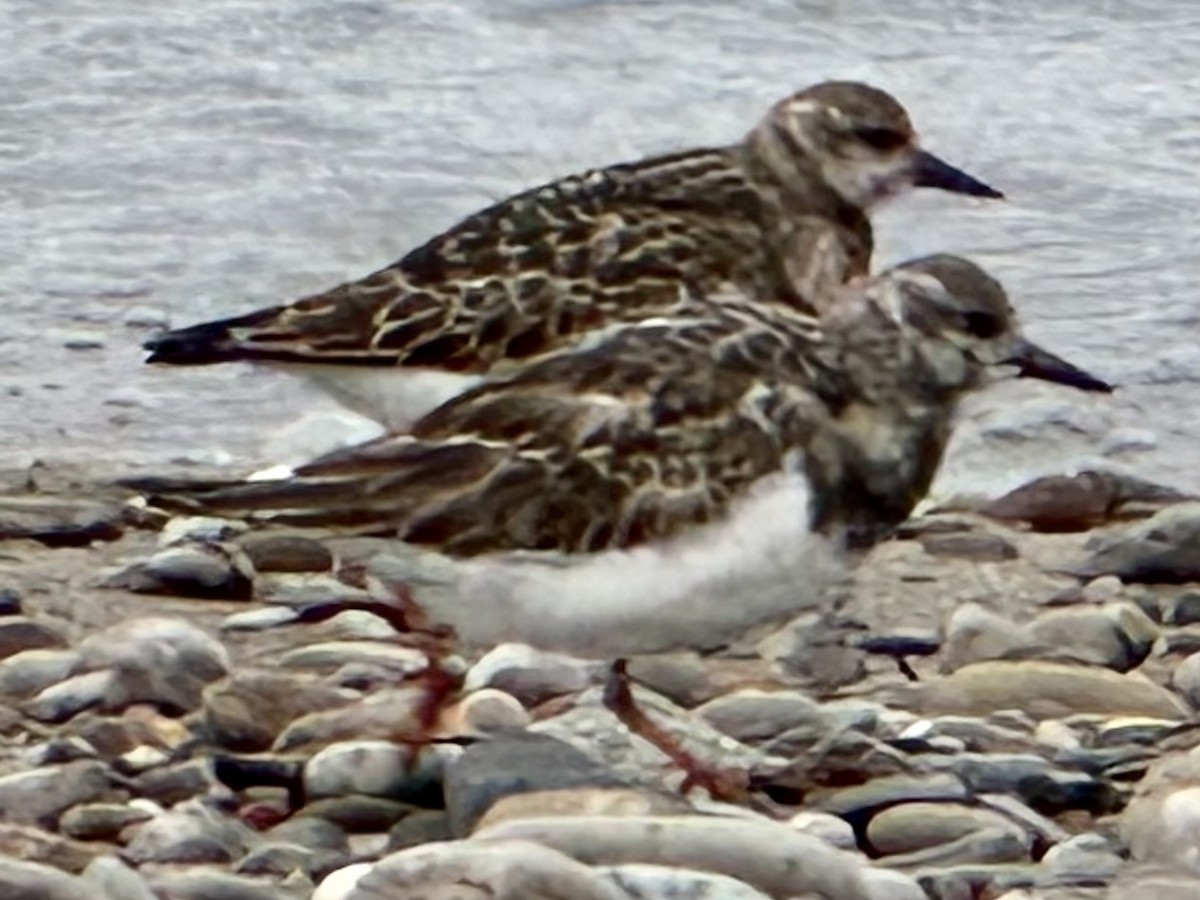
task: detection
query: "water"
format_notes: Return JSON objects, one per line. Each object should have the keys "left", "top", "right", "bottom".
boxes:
{"left": 3, "top": 0, "right": 1199, "bottom": 497}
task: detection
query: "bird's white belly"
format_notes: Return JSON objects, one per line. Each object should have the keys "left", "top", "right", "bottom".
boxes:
{"left": 273, "top": 364, "right": 484, "bottom": 430}
{"left": 370, "top": 469, "right": 844, "bottom": 657}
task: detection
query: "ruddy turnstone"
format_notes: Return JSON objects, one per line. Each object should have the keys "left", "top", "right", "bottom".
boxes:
{"left": 141, "top": 257, "right": 1109, "bottom": 654}
{"left": 144, "top": 81, "right": 1002, "bottom": 429}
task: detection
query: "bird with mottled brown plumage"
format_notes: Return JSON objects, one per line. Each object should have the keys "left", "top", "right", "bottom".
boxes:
{"left": 144, "top": 81, "right": 1001, "bottom": 430}
{"left": 141, "top": 256, "right": 1108, "bottom": 554}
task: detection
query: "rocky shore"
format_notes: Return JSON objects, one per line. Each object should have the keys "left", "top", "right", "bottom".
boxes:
{"left": 5, "top": 468, "right": 1200, "bottom": 899}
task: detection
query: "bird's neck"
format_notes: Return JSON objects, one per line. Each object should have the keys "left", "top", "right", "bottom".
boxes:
{"left": 739, "top": 121, "right": 864, "bottom": 228}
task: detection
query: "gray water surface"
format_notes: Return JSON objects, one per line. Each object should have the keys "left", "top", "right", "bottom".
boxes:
{"left": 3, "top": 0, "right": 1199, "bottom": 498}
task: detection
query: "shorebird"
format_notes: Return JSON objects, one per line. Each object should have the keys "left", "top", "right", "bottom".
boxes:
{"left": 144, "top": 81, "right": 1002, "bottom": 429}
{"left": 140, "top": 257, "right": 1109, "bottom": 655}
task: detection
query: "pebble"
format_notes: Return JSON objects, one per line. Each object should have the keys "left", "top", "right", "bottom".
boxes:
{"left": 1073, "top": 502, "right": 1200, "bottom": 583}
{"left": 58, "top": 803, "right": 154, "bottom": 841}
{"left": 788, "top": 811, "right": 857, "bottom": 849}
{"left": 237, "top": 532, "right": 334, "bottom": 573}
{"left": 203, "top": 670, "right": 357, "bottom": 752}
{"left": 866, "top": 802, "right": 1029, "bottom": 858}
{"left": 603, "top": 864, "right": 774, "bottom": 899}
{"left": 81, "top": 856, "right": 158, "bottom": 900}
{"left": 434, "top": 688, "right": 531, "bottom": 738}
{"left": 444, "top": 731, "right": 627, "bottom": 836}
{"left": 385, "top": 809, "right": 453, "bottom": 851}
{"left": 0, "top": 497, "right": 125, "bottom": 546}
{"left": 1026, "top": 603, "right": 1156, "bottom": 671}
{"left": 0, "top": 586, "right": 23, "bottom": 615}
{"left": 303, "top": 740, "right": 447, "bottom": 802}
{"left": 145, "top": 869, "right": 304, "bottom": 900}
{"left": 1173, "top": 652, "right": 1200, "bottom": 708}
{"left": 471, "top": 815, "right": 897, "bottom": 899}
{"left": 1040, "top": 832, "right": 1124, "bottom": 882}
{"left": 23, "top": 670, "right": 114, "bottom": 722}
{"left": 473, "top": 787, "right": 685, "bottom": 833}
{"left": 919, "top": 531, "right": 1019, "bottom": 562}
{"left": 0, "top": 761, "right": 111, "bottom": 827}
{"left": 100, "top": 545, "right": 254, "bottom": 600}
{"left": 940, "top": 603, "right": 1030, "bottom": 672}
{"left": 313, "top": 862, "right": 372, "bottom": 900}
{"left": 909, "top": 660, "right": 1189, "bottom": 720}
{"left": 463, "top": 642, "right": 602, "bottom": 706}
{"left": 0, "top": 616, "right": 68, "bottom": 660}
{"left": 0, "top": 822, "right": 99, "bottom": 874}
{"left": 1165, "top": 591, "right": 1200, "bottom": 626}
{"left": 0, "top": 858, "right": 94, "bottom": 900}
{"left": 695, "top": 688, "right": 831, "bottom": 750}
{"left": 302, "top": 796, "right": 417, "bottom": 833}
{"left": 276, "top": 642, "right": 427, "bottom": 674}
{"left": 123, "top": 801, "right": 255, "bottom": 864}
{"left": 0, "top": 648, "right": 81, "bottom": 696}
{"left": 815, "top": 773, "right": 970, "bottom": 820}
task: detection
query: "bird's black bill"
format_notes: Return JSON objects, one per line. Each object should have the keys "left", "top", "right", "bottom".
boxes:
{"left": 1004, "top": 339, "right": 1114, "bottom": 393}
{"left": 911, "top": 150, "right": 1004, "bottom": 199}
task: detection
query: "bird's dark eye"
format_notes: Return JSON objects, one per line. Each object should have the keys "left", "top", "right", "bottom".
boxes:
{"left": 852, "top": 126, "right": 908, "bottom": 151}
{"left": 963, "top": 311, "right": 1005, "bottom": 339}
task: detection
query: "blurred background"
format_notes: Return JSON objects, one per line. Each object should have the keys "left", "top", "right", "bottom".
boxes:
{"left": 3, "top": 0, "right": 1198, "bottom": 500}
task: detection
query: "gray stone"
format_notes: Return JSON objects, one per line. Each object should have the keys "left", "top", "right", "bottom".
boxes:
{"left": 1040, "top": 832, "right": 1123, "bottom": 883}
{"left": 59, "top": 802, "right": 154, "bottom": 841}
{"left": 267, "top": 815, "right": 350, "bottom": 853}
{"left": 1073, "top": 502, "right": 1200, "bottom": 583}
{"left": 221, "top": 606, "right": 301, "bottom": 631}
{"left": 0, "top": 858, "right": 93, "bottom": 900}
{"left": 277, "top": 641, "right": 427, "bottom": 674}
{"left": 0, "top": 648, "right": 81, "bottom": 697}
{"left": 131, "top": 758, "right": 215, "bottom": 806}
{"left": 386, "top": 809, "right": 453, "bottom": 852}
{"left": 0, "top": 761, "right": 111, "bottom": 827}
{"left": 304, "top": 740, "right": 447, "bottom": 802}
{"left": 814, "top": 773, "right": 969, "bottom": 819}
{"left": 102, "top": 545, "right": 254, "bottom": 600}
{"left": 238, "top": 532, "right": 333, "bottom": 573}
{"left": 203, "top": 670, "right": 356, "bottom": 752}
{"left": 124, "top": 800, "right": 255, "bottom": 864}
{"left": 866, "top": 802, "right": 1029, "bottom": 858}
{"left": 0, "top": 823, "right": 98, "bottom": 876}
{"left": 0, "top": 497, "right": 124, "bottom": 546}
{"left": 1173, "top": 651, "right": 1200, "bottom": 708}
{"left": 444, "top": 731, "right": 625, "bottom": 836}
{"left": 907, "top": 660, "right": 1189, "bottom": 720}
{"left": 920, "top": 532, "right": 1019, "bottom": 562}
{"left": 235, "top": 841, "right": 323, "bottom": 877}
{"left": 695, "top": 688, "right": 830, "bottom": 750}
{"left": 146, "top": 870, "right": 301, "bottom": 900}
{"left": 0, "top": 617, "right": 67, "bottom": 660}
{"left": 941, "top": 603, "right": 1031, "bottom": 672}
{"left": 272, "top": 687, "right": 430, "bottom": 750}
{"left": 1027, "top": 603, "right": 1156, "bottom": 671}
{"left": 463, "top": 642, "right": 601, "bottom": 706}
{"left": 81, "top": 856, "right": 158, "bottom": 900}
{"left": 77, "top": 616, "right": 229, "bottom": 714}
{"left": 469, "top": 816, "right": 883, "bottom": 899}
{"left": 1166, "top": 591, "right": 1200, "bottom": 626}
{"left": 604, "top": 864, "right": 773, "bottom": 899}
{"left": 756, "top": 612, "right": 866, "bottom": 689}
{"left": 345, "top": 841, "right": 627, "bottom": 900}
{"left": 0, "top": 587, "right": 22, "bottom": 615}
{"left": 982, "top": 470, "right": 1188, "bottom": 533}
{"left": 22, "top": 670, "right": 112, "bottom": 722}
{"left": 301, "top": 796, "right": 417, "bottom": 833}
